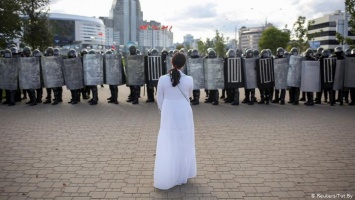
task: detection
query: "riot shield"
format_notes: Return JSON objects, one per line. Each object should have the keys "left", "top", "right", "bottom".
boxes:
{"left": 320, "top": 57, "right": 336, "bottom": 90}
{"left": 242, "top": 58, "right": 257, "bottom": 89}
{"left": 256, "top": 58, "right": 274, "bottom": 89}
{"left": 0, "top": 59, "right": 4, "bottom": 89}
{"left": 0, "top": 58, "right": 18, "bottom": 90}
{"left": 41, "top": 56, "right": 64, "bottom": 88}
{"left": 300, "top": 60, "right": 321, "bottom": 92}
{"left": 125, "top": 55, "right": 145, "bottom": 86}
{"left": 287, "top": 55, "right": 303, "bottom": 87}
{"left": 83, "top": 54, "right": 104, "bottom": 86}
{"left": 187, "top": 58, "right": 205, "bottom": 89}
{"left": 63, "top": 57, "right": 83, "bottom": 90}
{"left": 18, "top": 57, "right": 41, "bottom": 89}
{"left": 145, "top": 55, "right": 163, "bottom": 87}
{"left": 333, "top": 60, "right": 345, "bottom": 90}
{"left": 224, "top": 57, "right": 243, "bottom": 89}
{"left": 344, "top": 57, "right": 355, "bottom": 88}
{"left": 274, "top": 58, "right": 289, "bottom": 90}
{"left": 104, "top": 54, "right": 123, "bottom": 86}
{"left": 204, "top": 58, "right": 224, "bottom": 90}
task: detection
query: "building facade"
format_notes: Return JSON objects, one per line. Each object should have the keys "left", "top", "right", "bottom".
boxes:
{"left": 49, "top": 13, "right": 106, "bottom": 49}
{"left": 239, "top": 25, "right": 270, "bottom": 51}
{"left": 110, "top": 0, "right": 143, "bottom": 46}
{"left": 308, "top": 10, "right": 355, "bottom": 51}
{"left": 138, "top": 20, "right": 174, "bottom": 53}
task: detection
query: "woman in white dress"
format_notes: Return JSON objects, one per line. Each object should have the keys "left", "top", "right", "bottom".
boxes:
{"left": 154, "top": 53, "right": 197, "bottom": 190}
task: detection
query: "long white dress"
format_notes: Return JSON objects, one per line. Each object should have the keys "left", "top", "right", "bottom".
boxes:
{"left": 154, "top": 71, "right": 197, "bottom": 190}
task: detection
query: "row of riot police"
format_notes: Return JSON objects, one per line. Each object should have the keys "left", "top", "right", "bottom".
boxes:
{"left": 1, "top": 45, "right": 354, "bottom": 107}
{"left": 0, "top": 46, "right": 124, "bottom": 106}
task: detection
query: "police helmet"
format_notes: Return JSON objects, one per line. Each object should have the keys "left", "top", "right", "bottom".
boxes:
{"left": 67, "top": 49, "right": 77, "bottom": 58}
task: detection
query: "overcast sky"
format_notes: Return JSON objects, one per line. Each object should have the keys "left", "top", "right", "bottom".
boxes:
{"left": 49, "top": 0, "right": 345, "bottom": 43}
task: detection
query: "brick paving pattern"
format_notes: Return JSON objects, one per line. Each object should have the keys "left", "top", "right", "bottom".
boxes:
{"left": 0, "top": 86, "right": 354, "bottom": 200}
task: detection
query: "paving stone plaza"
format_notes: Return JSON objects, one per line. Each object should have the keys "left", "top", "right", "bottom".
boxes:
{"left": 0, "top": 86, "right": 355, "bottom": 200}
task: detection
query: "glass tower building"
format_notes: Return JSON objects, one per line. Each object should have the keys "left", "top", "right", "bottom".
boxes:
{"left": 110, "top": 0, "right": 143, "bottom": 46}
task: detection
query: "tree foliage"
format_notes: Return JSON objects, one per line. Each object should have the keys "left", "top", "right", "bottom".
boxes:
{"left": 336, "top": 0, "right": 355, "bottom": 48}
{"left": 197, "top": 30, "right": 227, "bottom": 57}
{"left": 21, "top": 0, "right": 53, "bottom": 51}
{"left": 346, "top": 0, "right": 355, "bottom": 34}
{"left": 290, "top": 16, "right": 313, "bottom": 53}
{"left": 0, "top": 0, "right": 23, "bottom": 48}
{"left": 258, "top": 26, "right": 290, "bottom": 55}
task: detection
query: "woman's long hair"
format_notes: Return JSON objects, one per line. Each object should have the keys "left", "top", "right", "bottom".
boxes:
{"left": 168, "top": 53, "right": 186, "bottom": 87}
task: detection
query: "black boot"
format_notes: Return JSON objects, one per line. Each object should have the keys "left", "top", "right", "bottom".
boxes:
{"left": 44, "top": 88, "right": 52, "bottom": 104}
{"left": 305, "top": 92, "right": 314, "bottom": 106}
{"left": 344, "top": 90, "right": 349, "bottom": 103}
{"left": 315, "top": 92, "right": 322, "bottom": 104}
{"left": 231, "top": 89, "right": 240, "bottom": 106}
{"left": 288, "top": 88, "right": 294, "bottom": 104}
{"left": 280, "top": 89, "right": 286, "bottom": 105}
{"left": 191, "top": 90, "right": 200, "bottom": 105}
{"left": 52, "top": 88, "right": 60, "bottom": 105}
{"left": 248, "top": 89, "right": 255, "bottom": 105}
{"left": 36, "top": 88, "right": 43, "bottom": 103}
{"left": 127, "top": 86, "right": 134, "bottom": 102}
{"left": 146, "top": 87, "right": 155, "bottom": 102}
{"left": 212, "top": 90, "right": 219, "bottom": 105}
{"left": 242, "top": 89, "right": 250, "bottom": 103}
{"left": 293, "top": 88, "right": 300, "bottom": 105}
{"left": 8, "top": 90, "right": 15, "bottom": 106}
{"left": 108, "top": 86, "right": 119, "bottom": 104}
{"left": 132, "top": 86, "right": 139, "bottom": 105}
{"left": 271, "top": 90, "right": 279, "bottom": 103}
{"left": 323, "top": 89, "right": 328, "bottom": 103}
{"left": 299, "top": 92, "right": 306, "bottom": 101}
{"left": 90, "top": 86, "right": 98, "bottom": 105}
{"left": 329, "top": 90, "right": 335, "bottom": 106}
{"left": 258, "top": 89, "right": 265, "bottom": 104}
{"left": 28, "top": 90, "right": 37, "bottom": 106}
{"left": 204, "top": 90, "right": 213, "bottom": 103}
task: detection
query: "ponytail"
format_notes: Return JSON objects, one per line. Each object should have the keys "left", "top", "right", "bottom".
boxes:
{"left": 169, "top": 53, "right": 186, "bottom": 87}
{"left": 169, "top": 67, "right": 181, "bottom": 87}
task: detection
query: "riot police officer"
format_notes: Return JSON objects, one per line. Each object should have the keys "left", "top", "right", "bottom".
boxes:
{"left": 224, "top": 49, "right": 242, "bottom": 105}
{"left": 303, "top": 48, "right": 317, "bottom": 106}
{"left": 242, "top": 49, "right": 256, "bottom": 105}
{"left": 22, "top": 46, "right": 37, "bottom": 106}
{"left": 314, "top": 47, "right": 324, "bottom": 60}
{"left": 1, "top": 49, "right": 16, "bottom": 106}
{"left": 126, "top": 45, "right": 141, "bottom": 104}
{"left": 272, "top": 47, "right": 286, "bottom": 104}
{"left": 67, "top": 49, "right": 81, "bottom": 104}
{"left": 315, "top": 48, "right": 330, "bottom": 104}
{"left": 288, "top": 47, "right": 301, "bottom": 105}
{"left": 53, "top": 48, "right": 63, "bottom": 103}
{"left": 204, "top": 49, "right": 219, "bottom": 105}
{"left": 10, "top": 47, "right": 22, "bottom": 102}
{"left": 105, "top": 50, "right": 121, "bottom": 104}
{"left": 331, "top": 46, "right": 346, "bottom": 105}
{"left": 86, "top": 49, "right": 99, "bottom": 105}
{"left": 145, "top": 48, "right": 160, "bottom": 103}
{"left": 257, "top": 49, "right": 274, "bottom": 105}
{"left": 190, "top": 49, "right": 202, "bottom": 105}
{"left": 32, "top": 49, "right": 43, "bottom": 103}
{"left": 80, "top": 49, "right": 90, "bottom": 100}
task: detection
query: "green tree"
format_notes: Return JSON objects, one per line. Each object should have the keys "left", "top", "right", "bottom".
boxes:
{"left": 21, "top": 0, "right": 52, "bottom": 51}
{"left": 214, "top": 30, "right": 226, "bottom": 57}
{"left": 258, "top": 26, "right": 290, "bottom": 55}
{"left": 335, "top": 0, "right": 355, "bottom": 48}
{"left": 197, "top": 39, "right": 206, "bottom": 56}
{"left": 290, "top": 16, "right": 313, "bottom": 53}
{"left": 0, "top": 0, "right": 23, "bottom": 48}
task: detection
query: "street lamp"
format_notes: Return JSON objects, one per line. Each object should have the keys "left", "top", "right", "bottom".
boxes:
{"left": 251, "top": 8, "right": 282, "bottom": 26}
